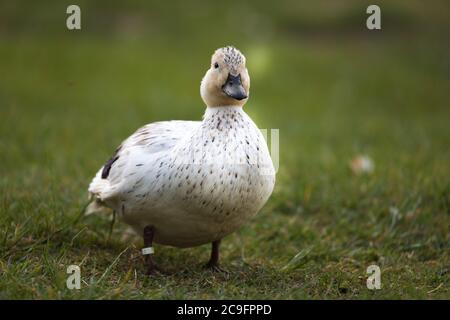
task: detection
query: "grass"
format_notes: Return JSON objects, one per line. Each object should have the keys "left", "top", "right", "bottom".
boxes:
{"left": 0, "top": 1, "right": 449, "bottom": 299}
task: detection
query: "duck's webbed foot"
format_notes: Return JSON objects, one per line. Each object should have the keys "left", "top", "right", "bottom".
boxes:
{"left": 204, "top": 239, "right": 227, "bottom": 273}
{"left": 143, "top": 225, "right": 165, "bottom": 276}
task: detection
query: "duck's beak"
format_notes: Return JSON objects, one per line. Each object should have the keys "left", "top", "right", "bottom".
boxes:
{"left": 222, "top": 74, "right": 247, "bottom": 101}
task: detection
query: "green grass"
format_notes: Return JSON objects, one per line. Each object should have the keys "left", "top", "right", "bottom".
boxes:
{"left": 0, "top": 1, "right": 449, "bottom": 299}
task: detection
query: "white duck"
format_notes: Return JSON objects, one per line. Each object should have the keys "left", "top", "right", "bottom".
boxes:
{"left": 88, "top": 46, "right": 275, "bottom": 274}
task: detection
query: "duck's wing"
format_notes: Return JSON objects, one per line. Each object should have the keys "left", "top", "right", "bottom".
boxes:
{"left": 88, "top": 120, "right": 200, "bottom": 205}
{"left": 123, "top": 120, "right": 200, "bottom": 155}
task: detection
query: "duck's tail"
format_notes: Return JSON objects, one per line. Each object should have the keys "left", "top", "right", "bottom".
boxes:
{"left": 86, "top": 168, "right": 114, "bottom": 215}
{"left": 85, "top": 197, "right": 111, "bottom": 215}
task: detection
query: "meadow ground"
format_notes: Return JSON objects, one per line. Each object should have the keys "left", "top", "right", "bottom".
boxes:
{"left": 0, "top": 1, "right": 449, "bottom": 299}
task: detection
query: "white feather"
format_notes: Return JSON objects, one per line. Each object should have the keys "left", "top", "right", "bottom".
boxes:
{"left": 88, "top": 106, "right": 275, "bottom": 247}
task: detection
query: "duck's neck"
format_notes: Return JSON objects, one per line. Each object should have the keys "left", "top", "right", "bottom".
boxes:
{"left": 202, "top": 106, "right": 247, "bottom": 131}
{"left": 204, "top": 105, "right": 243, "bottom": 117}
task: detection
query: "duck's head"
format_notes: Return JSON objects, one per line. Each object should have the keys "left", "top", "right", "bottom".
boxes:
{"left": 200, "top": 46, "right": 250, "bottom": 107}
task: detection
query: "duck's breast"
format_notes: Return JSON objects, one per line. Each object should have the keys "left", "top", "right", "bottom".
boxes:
{"left": 119, "top": 108, "right": 275, "bottom": 247}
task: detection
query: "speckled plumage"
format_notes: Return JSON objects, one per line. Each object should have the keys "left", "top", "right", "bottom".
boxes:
{"left": 88, "top": 47, "right": 275, "bottom": 249}
{"left": 221, "top": 46, "right": 244, "bottom": 74}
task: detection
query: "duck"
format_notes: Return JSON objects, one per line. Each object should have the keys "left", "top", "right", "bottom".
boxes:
{"left": 88, "top": 46, "right": 276, "bottom": 274}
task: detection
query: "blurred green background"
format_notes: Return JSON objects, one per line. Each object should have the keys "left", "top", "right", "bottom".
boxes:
{"left": 0, "top": 1, "right": 449, "bottom": 299}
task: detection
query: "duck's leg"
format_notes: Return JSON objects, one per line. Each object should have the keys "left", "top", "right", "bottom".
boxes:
{"left": 204, "top": 239, "right": 225, "bottom": 272}
{"left": 143, "top": 225, "right": 162, "bottom": 275}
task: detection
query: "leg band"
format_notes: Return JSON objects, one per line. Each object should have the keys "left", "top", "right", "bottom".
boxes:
{"left": 142, "top": 247, "right": 154, "bottom": 255}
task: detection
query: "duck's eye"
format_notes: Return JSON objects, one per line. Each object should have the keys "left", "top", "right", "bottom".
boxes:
{"left": 214, "top": 62, "right": 219, "bottom": 69}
